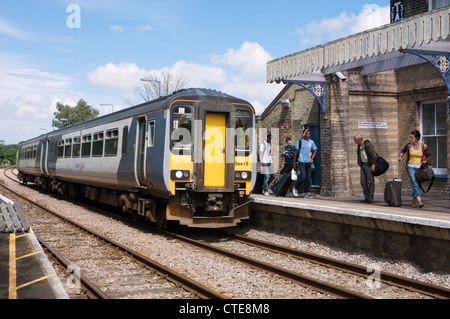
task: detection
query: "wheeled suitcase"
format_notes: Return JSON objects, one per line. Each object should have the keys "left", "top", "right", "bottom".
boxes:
{"left": 253, "top": 172, "right": 264, "bottom": 194}
{"left": 384, "top": 162, "right": 402, "bottom": 207}
{"left": 271, "top": 174, "right": 292, "bottom": 197}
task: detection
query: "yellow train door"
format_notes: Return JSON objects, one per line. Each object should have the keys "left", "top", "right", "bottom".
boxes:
{"left": 204, "top": 113, "right": 226, "bottom": 188}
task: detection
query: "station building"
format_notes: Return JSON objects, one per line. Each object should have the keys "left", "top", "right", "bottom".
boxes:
{"left": 260, "top": 0, "right": 450, "bottom": 198}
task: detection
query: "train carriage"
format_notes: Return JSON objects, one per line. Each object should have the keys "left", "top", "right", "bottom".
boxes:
{"left": 17, "top": 88, "right": 257, "bottom": 228}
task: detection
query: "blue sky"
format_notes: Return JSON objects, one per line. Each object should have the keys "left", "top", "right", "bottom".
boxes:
{"left": 0, "top": 0, "right": 390, "bottom": 144}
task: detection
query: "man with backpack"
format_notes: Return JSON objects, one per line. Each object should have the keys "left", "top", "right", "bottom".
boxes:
{"left": 354, "top": 133, "right": 377, "bottom": 204}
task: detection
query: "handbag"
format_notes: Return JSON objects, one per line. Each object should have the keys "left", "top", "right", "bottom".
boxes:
{"left": 415, "top": 163, "right": 435, "bottom": 193}
{"left": 374, "top": 155, "right": 390, "bottom": 177}
{"left": 291, "top": 169, "right": 298, "bottom": 181}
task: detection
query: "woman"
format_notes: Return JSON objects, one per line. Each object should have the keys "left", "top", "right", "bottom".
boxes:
{"left": 398, "top": 130, "right": 433, "bottom": 208}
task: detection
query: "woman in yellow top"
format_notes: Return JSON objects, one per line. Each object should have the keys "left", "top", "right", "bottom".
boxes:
{"left": 398, "top": 130, "right": 433, "bottom": 208}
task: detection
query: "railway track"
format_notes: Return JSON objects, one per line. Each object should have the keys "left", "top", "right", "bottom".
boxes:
{"left": 2, "top": 167, "right": 449, "bottom": 299}
{"left": 1, "top": 168, "right": 227, "bottom": 299}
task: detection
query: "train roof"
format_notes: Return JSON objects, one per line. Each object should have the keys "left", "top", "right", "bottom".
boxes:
{"left": 18, "top": 88, "right": 254, "bottom": 146}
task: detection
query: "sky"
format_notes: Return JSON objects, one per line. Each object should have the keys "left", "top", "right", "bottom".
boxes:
{"left": 0, "top": 0, "right": 390, "bottom": 145}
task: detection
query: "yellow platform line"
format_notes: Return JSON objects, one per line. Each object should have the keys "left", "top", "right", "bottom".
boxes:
{"left": 9, "top": 233, "right": 16, "bottom": 299}
{"left": 16, "top": 273, "right": 56, "bottom": 291}
{"left": 9, "top": 232, "right": 55, "bottom": 299}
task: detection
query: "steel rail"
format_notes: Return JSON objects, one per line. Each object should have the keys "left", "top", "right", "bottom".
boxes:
{"left": 222, "top": 231, "right": 450, "bottom": 299}
{"left": 36, "top": 235, "right": 110, "bottom": 299}
{"left": 157, "top": 229, "right": 372, "bottom": 299}
{"left": 0, "top": 180, "right": 229, "bottom": 300}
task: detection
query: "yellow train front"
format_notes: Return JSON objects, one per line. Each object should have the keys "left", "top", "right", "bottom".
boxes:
{"left": 166, "top": 93, "right": 257, "bottom": 228}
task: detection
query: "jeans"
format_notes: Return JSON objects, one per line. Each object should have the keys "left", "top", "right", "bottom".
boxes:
{"left": 360, "top": 164, "right": 374, "bottom": 201}
{"left": 262, "top": 163, "right": 275, "bottom": 192}
{"left": 407, "top": 166, "right": 421, "bottom": 198}
{"left": 294, "top": 162, "right": 312, "bottom": 193}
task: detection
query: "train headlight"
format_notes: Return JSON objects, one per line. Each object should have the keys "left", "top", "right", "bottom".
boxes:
{"left": 171, "top": 170, "right": 190, "bottom": 180}
{"left": 235, "top": 171, "right": 251, "bottom": 180}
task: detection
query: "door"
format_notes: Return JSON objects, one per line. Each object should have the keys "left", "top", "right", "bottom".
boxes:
{"left": 204, "top": 113, "right": 226, "bottom": 188}
{"left": 135, "top": 117, "right": 147, "bottom": 186}
{"left": 309, "top": 125, "right": 320, "bottom": 187}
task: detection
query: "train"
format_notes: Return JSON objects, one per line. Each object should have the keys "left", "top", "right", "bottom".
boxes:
{"left": 16, "top": 88, "right": 257, "bottom": 228}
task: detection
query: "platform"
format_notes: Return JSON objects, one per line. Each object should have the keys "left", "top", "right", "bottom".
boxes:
{"left": 248, "top": 192, "right": 450, "bottom": 271}
{"left": 0, "top": 194, "right": 68, "bottom": 299}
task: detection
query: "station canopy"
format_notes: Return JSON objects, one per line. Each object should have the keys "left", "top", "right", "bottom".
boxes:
{"left": 267, "top": 6, "right": 450, "bottom": 94}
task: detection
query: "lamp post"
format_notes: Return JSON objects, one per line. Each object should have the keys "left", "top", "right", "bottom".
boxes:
{"left": 100, "top": 103, "right": 114, "bottom": 113}
{"left": 140, "top": 78, "right": 161, "bottom": 98}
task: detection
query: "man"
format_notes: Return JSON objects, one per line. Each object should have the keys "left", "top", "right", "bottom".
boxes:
{"left": 259, "top": 133, "right": 275, "bottom": 196}
{"left": 293, "top": 129, "right": 317, "bottom": 199}
{"left": 280, "top": 137, "right": 296, "bottom": 174}
{"left": 354, "top": 134, "right": 377, "bottom": 204}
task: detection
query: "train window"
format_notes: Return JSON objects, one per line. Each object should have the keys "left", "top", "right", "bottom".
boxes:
{"left": 73, "top": 137, "right": 81, "bottom": 157}
{"left": 122, "top": 126, "right": 128, "bottom": 156}
{"left": 235, "top": 110, "right": 252, "bottom": 156}
{"left": 105, "top": 129, "right": 119, "bottom": 156}
{"left": 64, "top": 139, "right": 72, "bottom": 158}
{"left": 174, "top": 106, "right": 193, "bottom": 115}
{"left": 57, "top": 141, "right": 64, "bottom": 158}
{"left": 92, "top": 132, "right": 104, "bottom": 157}
{"left": 171, "top": 115, "right": 192, "bottom": 155}
{"left": 33, "top": 145, "right": 37, "bottom": 159}
{"left": 148, "top": 120, "right": 155, "bottom": 147}
{"left": 82, "top": 134, "right": 92, "bottom": 157}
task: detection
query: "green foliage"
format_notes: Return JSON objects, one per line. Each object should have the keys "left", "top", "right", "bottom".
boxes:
{"left": 52, "top": 99, "right": 99, "bottom": 129}
{"left": 0, "top": 142, "right": 17, "bottom": 165}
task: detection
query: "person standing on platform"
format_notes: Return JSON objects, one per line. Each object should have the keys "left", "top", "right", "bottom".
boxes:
{"left": 354, "top": 133, "right": 377, "bottom": 204}
{"left": 259, "top": 133, "right": 275, "bottom": 196}
{"left": 398, "top": 130, "right": 433, "bottom": 209}
{"left": 293, "top": 129, "right": 317, "bottom": 199}
{"left": 280, "top": 137, "right": 296, "bottom": 175}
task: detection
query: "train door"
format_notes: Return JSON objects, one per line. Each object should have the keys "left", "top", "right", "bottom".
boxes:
{"left": 135, "top": 117, "right": 147, "bottom": 186}
{"left": 40, "top": 140, "right": 50, "bottom": 175}
{"left": 204, "top": 113, "right": 226, "bottom": 188}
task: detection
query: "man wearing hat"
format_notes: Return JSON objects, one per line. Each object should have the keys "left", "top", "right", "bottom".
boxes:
{"left": 259, "top": 133, "right": 275, "bottom": 196}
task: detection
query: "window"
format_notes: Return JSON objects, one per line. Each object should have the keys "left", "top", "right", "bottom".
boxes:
{"left": 105, "top": 129, "right": 119, "bottom": 156}
{"left": 235, "top": 109, "right": 253, "bottom": 157}
{"left": 148, "top": 120, "right": 156, "bottom": 147}
{"left": 64, "top": 138, "right": 72, "bottom": 158}
{"left": 421, "top": 102, "right": 447, "bottom": 174}
{"left": 92, "top": 132, "right": 104, "bottom": 157}
{"left": 57, "top": 141, "right": 64, "bottom": 158}
{"left": 73, "top": 137, "right": 81, "bottom": 157}
{"left": 122, "top": 126, "right": 128, "bottom": 156}
{"left": 82, "top": 134, "right": 92, "bottom": 157}
{"left": 430, "top": 0, "right": 450, "bottom": 10}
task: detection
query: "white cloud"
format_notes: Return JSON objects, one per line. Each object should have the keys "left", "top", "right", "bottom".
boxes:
{"left": 297, "top": 4, "right": 390, "bottom": 48}
{"left": 137, "top": 24, "right": 154, "bottom": 32}
{"left": 109, "top": 25, "right": 124, "bottom": 32}
{"left": 0, "top": 17, "right": 30, "bottom": 40}
{"left": 87, "top": 42, "right": 281, "bottom": 115}
{"left": 87, "top": 62, "right": 147, "bottom": 89}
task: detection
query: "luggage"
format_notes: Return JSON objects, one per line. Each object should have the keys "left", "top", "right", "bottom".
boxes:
{"left": 271, "top": 174, "right": 292, "bottom": 197}
{"left": 384, "top": 162, "right": 402, "bottom": 207}
{"left": 415, "top": 164, "right": 435, "bottom": 193}
{"left": 374, "top": 155, "right": 390, "bottom": 177}
{"left": 253, "top": 172, "right": 264, "bottom": 194}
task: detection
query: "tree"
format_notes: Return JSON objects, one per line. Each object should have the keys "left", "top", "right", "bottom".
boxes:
{"left": 0, "top": 141, "right": 17, "bottom": 165}
{"left": 125, "top": 71, "right": 189, "bottom": 105}
{"left": 52, "top": 99, "right": 99, "bottom": 129}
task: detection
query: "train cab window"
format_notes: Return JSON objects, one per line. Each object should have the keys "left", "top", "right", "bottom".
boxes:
{"left": 235, "top": 110, "right": 252, "bottom": 157}
{"left": 105, "top": 129, "right": 119, "bottom": 156}
{"left": 73, "top": 137, "right": 81, "bottom": 157}
{"left": 122, "top": 126, "right": 128, "bottom": 156}
{"left": 57, "top": 141, "right": 64, "bottom": 158}
{"left": 82, "top": 134, "right": 92, "bottom": 157}
{"left": 64, "top": 138, "right": 72, "bottom": 158}
{"left": 171, "top": 106, "right": 193, "bottom": 155}
{"left": 148, "top": 121, "right": 155, "bottom": 147}
{"left": 92, "top": 132, "right": 104, "bottom": 157}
